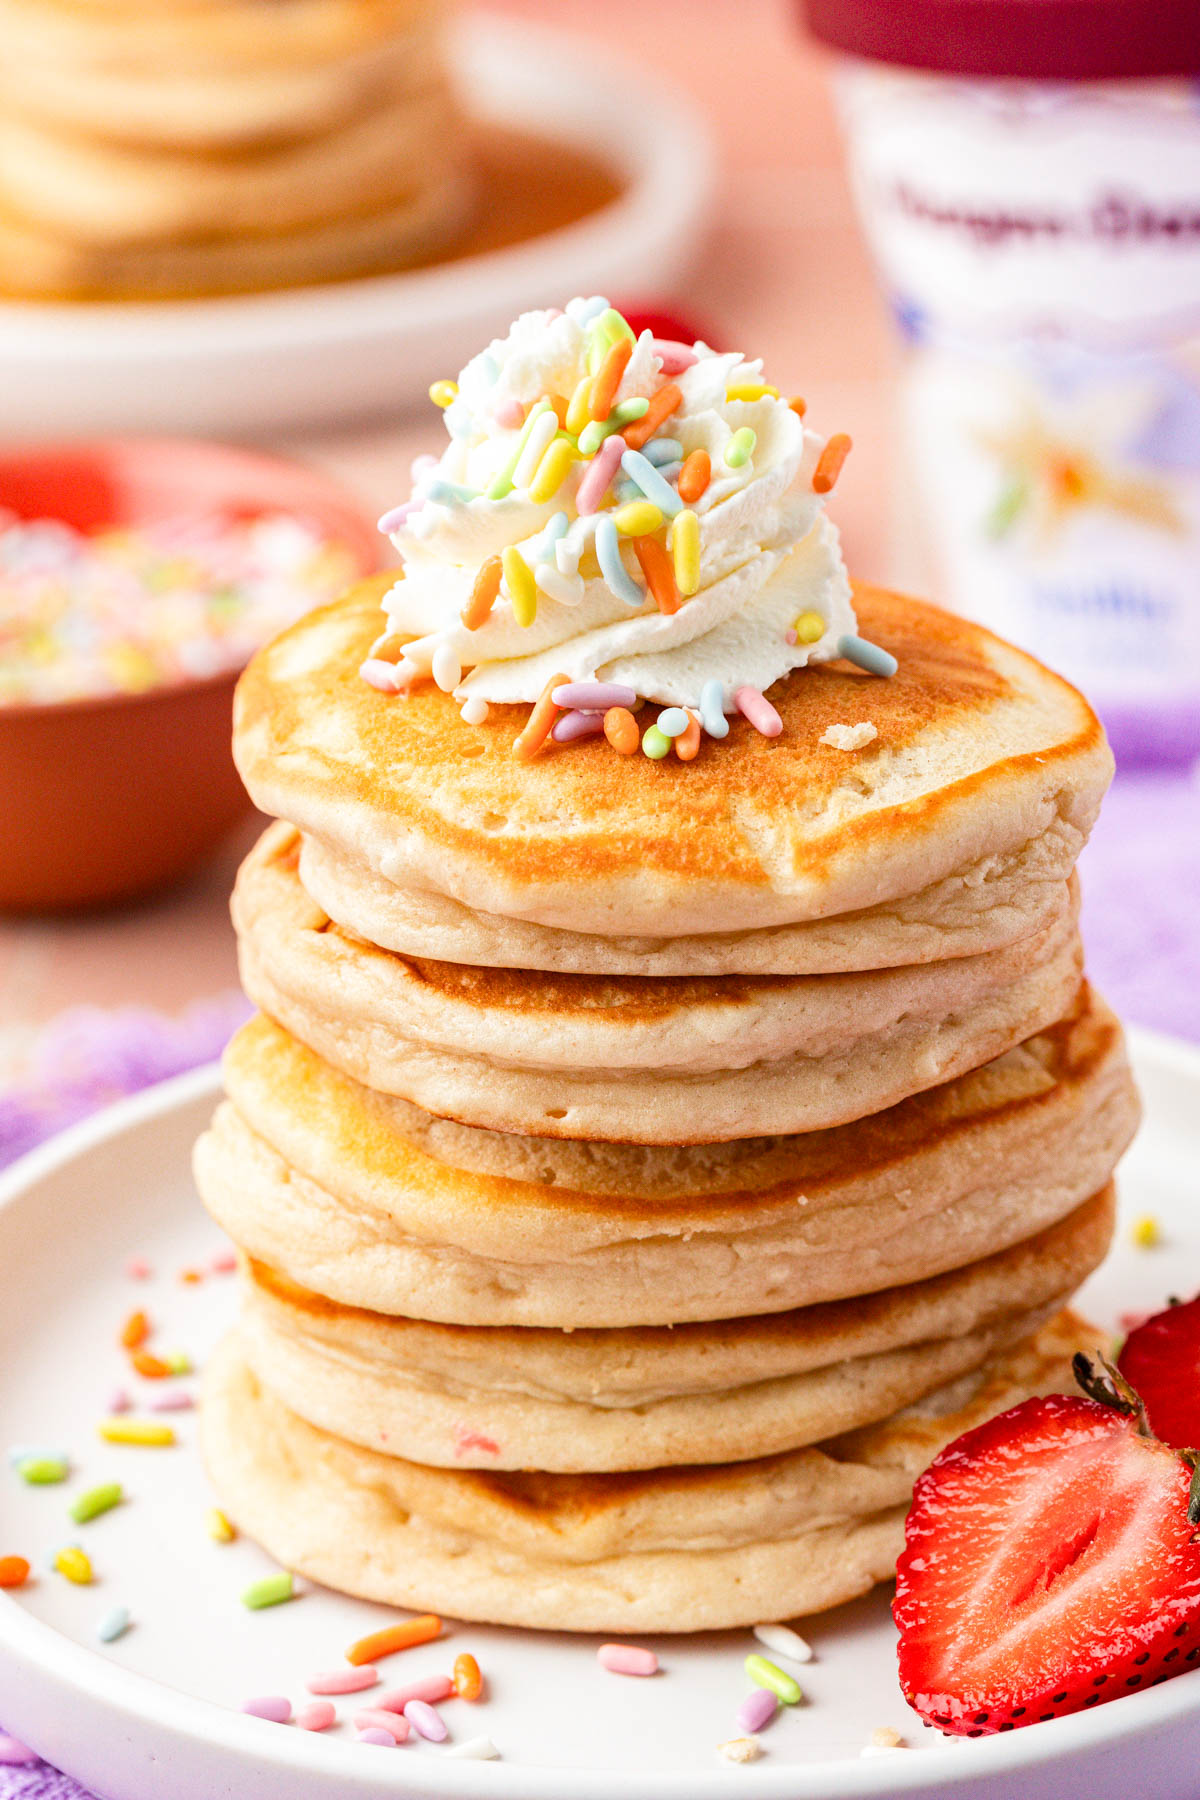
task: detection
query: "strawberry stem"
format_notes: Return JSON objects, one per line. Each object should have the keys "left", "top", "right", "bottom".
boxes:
{"left": 1072, "top": 1351, "right": 1154, "bottom": 1437}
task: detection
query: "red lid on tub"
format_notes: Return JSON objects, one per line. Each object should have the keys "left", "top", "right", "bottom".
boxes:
{"left": 801, "top": 0, "right": 1200, "bottom": 78}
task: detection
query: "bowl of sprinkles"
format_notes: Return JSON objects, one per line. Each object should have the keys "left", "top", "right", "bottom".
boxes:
{"left": 0, "top": 438, "right": 379, "bottom": 910}
{"left": 363, "top": 296, "right": 894, "bottom": 760}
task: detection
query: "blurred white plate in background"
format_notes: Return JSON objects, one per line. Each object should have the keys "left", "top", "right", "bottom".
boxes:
{"left": 0, "top": 14, "right": 715, "bottom": 440}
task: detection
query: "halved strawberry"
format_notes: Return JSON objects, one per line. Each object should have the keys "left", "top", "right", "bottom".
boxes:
{"left": 1118, "top": 1293, "right": 1200, "bottom": 1450}
{"left": 894, "top": 1390, "right": 1200, "bottom": 1736}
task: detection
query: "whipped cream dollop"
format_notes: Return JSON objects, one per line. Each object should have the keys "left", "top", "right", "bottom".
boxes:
{"left": 374, "top": 297, "right": 856, "bottom": 716}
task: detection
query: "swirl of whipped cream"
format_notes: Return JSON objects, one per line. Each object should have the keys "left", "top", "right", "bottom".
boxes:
{"left": 376, "top": 298, "right": 856, "bottom": 712}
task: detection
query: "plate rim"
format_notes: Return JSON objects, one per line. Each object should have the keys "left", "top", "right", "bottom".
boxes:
{"left": 2, "top": 1025, "right": 1200, "bottom": 1797}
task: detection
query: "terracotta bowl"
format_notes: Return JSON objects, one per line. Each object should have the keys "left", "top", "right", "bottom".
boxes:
{"left": 0, "top": 439, "right": 380, "bottom": 912}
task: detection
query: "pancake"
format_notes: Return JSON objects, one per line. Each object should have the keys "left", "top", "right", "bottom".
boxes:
{"left": 234, "top": 823, "right": 1085, "bottom": 1142}
{"left": 232, "top": 579, "right": 1112, "bottom": 942}
{"left": 237, "top": 1185, "right": 1112, "bottom": 1470}
{"left": 194, "top": 988, "right": 1139, "bottom": 1326}
{"left": 201, "top": 1311, "right": 1100, "bottom": 1631}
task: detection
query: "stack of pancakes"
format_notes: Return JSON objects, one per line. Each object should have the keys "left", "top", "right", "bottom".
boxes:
{"left": 196, "top": 577, "right": 1139, "bottom": 1632}
{"left": 0, "top": 0, "right": 472, "bottom": 300}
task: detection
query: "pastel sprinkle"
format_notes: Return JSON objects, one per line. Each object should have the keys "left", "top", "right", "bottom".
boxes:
{"left": 552, "top": 709, "right": 606, "bottom": 743}
{"left": 241, "top": 1571, "right": 295, "bottom": 1610}
{"left": 125, "top": 1258, "right": 152, "bottom": 1280}
{"left": 553, "top": 681, "right": 636, "bottom": 711}
{"left": 359, "top": 659, "right": 408, "bottom": 694}
{"left": 487, "top": 398, "right": 551, "bottom": 499}
{"left": 604, "top": 707, "right": 640, "bottom": 755}
{"left": 428, "top": 379, "right": 458, "bottom": 409}
{"left": 734, "top": 685, "right": 783, "bottom": 738}
{"left": 461, "top": 696, "right": 489, "bottom": 726}
{"left": 674, "top": 710, "right": 702, "bottom": 761}
{"left": 0, "top": 1738, "right": 38, "bottom": 1766}
{"left": 793, "top": 610, "right": 825, "bottom": 645}
{"left": 513, "top": 672, "right": 567, "bottom": 761}
{"left": 355, "top": 1729, "right": 396, "bottom": 1746}
{"left": 130, "top": 1351, "right": 171, "bottom": 1379}
{"left": 70, "top": 1483, "right": 123, "bottom": 1524}
{"left": 54, "top": 1546, "right": 93, "bottom": 1585}
{"left": 652, "top": 339, "right": 699, "bottom": 373}
{"left": 432, "top": 643, "right": 461, "bottom": 692}
{"left": 425, "top": 480, "right": 477, "bottom": 506}
{"left": 671, "top": 508, "right": 700, "bottom": 596}
{"left": 377, "top": 502, "right": 418, "bottom": 534}
{"left": 107, "top": 1389, "right": 132, "bottom": 1414}
{"left": 737, "top": 1687, "right": 779, "bottom": 1733}
{"left": 295, "top": 1701, "right": 336, "bottom": 1731}
{"left": 717, "top": 1736, "right": 761, "bottom": 1764}
{"left": 620, "top": 448, "right": 682, "bottom": 516}
{"left": 346, "top": 1614, "right": 442, "bottom": 1665}
{"left": 595, "top": 514, "right": 644, "bottom": 607}
{"left": 745, "top": 1653, "right": 803, "bottom": 1704}
{"left": 96, "top": 1606, "right": 131, "bottom": 1644}
{"left": 210, "top": 1249, "right": 238, "bottom": 1275}
{"left": 0, "top": 1557, "right": 30, "bottom": 1588}
{"left": 642, "top": 437, "right": 683, "bottom": 466}
{"left": 376, "top": 1673, "right": 454, "bottom": 1712}
{"left": 614, "top": 500, "right": 663, "bottom": 537}
{"left": 598, "top": 1643, "right": 659, "bottom": 1677}
{"left": 576, "top": 432, "right": 627, "bottom": 513}
{"left": 812, "top": 431, "right": 852, "bottom": 493}
{"left": 752, "top": 1622, "right": 813, "bottom": 1664}
{"left": 577, "top": 417, "right": 621, "bottom": 457}
{"left": 17, "top": 1457, "right": 68, "bottom": 1486}
{"left": 837, "top": 634, "right": 898, "bottom": 678}
{"left": 8, "top": 1445, "right": 67, "bottom": 1468}
{"left": 586, "top": 307, "right": 636, "bottom": 371}
{"left": 243, "top": 1696, "right": 292, "bottom": 1723}
{"left": 788, "top": 395, "right": 808, "bottom": 417}
{"left": 699, "top": 678, "right": 729, "bottom": 738}
{"left": 445, "top": 1736, "right": 500, "bottom": 1760}
{"left": 612, "top": 396, "right": 650, "bottom": 423}
{"left": 677, "top": 449, "right": 711, "bottom": 503}
{"left": 632, "top": 536, "right": 680, "bottom": 614}
{"left": 565, "top": 374, "right": 594, "bottom": 435}
{"left": 623, "top": 382, "right": 682, "bottom": 449}
{"left": 98, "top": 1419, "right": 175, "bottom": 1447}
{"left": 513, "top": 409, "right": 559, "bottom": 490}
{"left": 493, "top": 396, "right": 525, "bottom": 429}
{"left": 207, "top": 1508, "right": 236, "bottom": 1542}
{"left": 149, "top": 1389, "right": 194, "bottom": 1413}
{"left": 120, "top": 1311, "right": 150, "bottom": 1350}
{"left": 404, "top": 1699, "right": 448, "bottom": 1742}
{"left": 355, "top": 1710, "right": 411, "bottom": 1742}
{"left": 1132, "top": 1214, "right": 1161, "bottom": 1248}
{"left": 726, "top": 382, "right": 779, "bottom": 402}
{"left": 589, "top": 336, "right": 634, "bottom": 420}
{"left": 724, "top": 427, "right": 757, "bottom": 468}
{"left": 501, "top": 545, "right": 538, "bottom": 628}
{"left": 656, "top": 708, "right": 690, "bottom": 738}
{"left": 461, "top": 553, "right": 502, "bottom": 630}
{"left": 307, "top": 1667, "right": 379, "bottom": 1695}
{"left": 529, "top": 436, "right": 577, "bottom": 505}
{"left": 642, "top": 724, "right": 671, "bottom": 760}
{"left": 453, "top": 1653, "right": 484, "bottom": 1701}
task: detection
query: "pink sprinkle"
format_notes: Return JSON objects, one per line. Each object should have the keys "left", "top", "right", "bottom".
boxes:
{"left": 307, "top": 1666, "right": 379, "bottom": 1695}
{"left": 577, "top": 433, "right": 628, "bottom": 514}
{"left": 126, "top": 1258, "right": 152, "bottom": 1281}
{"left": 360, "top": 658, "right": 408, "bottom": 694}
{"left": 0, "top": 1737, "right": 38, "bottom": 1766}
{"left": 598, "top": 1643, "right": 659, "bottom": 1677}
{"left": 551, "top": 709, "right": 606, "bottom": 744}
{"left": 784, "top": 629, "right": 798, "bottom": 645}
{"left": 210, "top": 1249, "right": 238, "bottom": 1275}
{"left": 453, "top": 1424, "right": 500, "bottom": 1457}
{"left": 404, "top": 1699, "right": 447, "bottom": 1742}
{"left": 733, "top": 685, "right": 783, "bottom": 738}
{"left": 552, "top": 681, "right": 637, "bottom": 711}
{"left": 737, "top": 1688, "right": 778, "bottom": 1732}
{"left": 376, "top": 1674, "right": 454, "bottom": 1713}
{"left": 295, "top": 1700, "right": 336, "bottom": 1732}
{"left": 107, "top": 1388, "right": 132, "bottom": 1414}
{"left": 149, "top": 1388, "right": 194, "bottom": 1412}
{"left": 354, "top": 1711, "right": 410, "bottom": 1742}
{"left": 242, "top": 1696, "right": 291, "bottom": 1723}
{"left": 652, "top": 339, "right": 699, "bottom": 374}
{"left": 378, "top": 501, "right": 420, "bottom": 534}
{"left": 493, "top": 397, "right": 525, "bottom": 428}
{"left": 545, "top": 308, "right": 565, "bottom": 320}
{"left": 356, "top": 1728, "right": 397, "bottom": 1746}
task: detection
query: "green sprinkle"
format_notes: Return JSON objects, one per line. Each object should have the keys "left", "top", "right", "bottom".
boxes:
{"left": 241, "top": 1571, "right": 296, "bottom": 1610}
{"left": 578, "top": 418, "right": 622, "bottom": 457}
{"left": 70, "top": 1482, "right": 123, "bottom": 1525}
{"left": 612, "top": 397, "right": 649, "bottom": 423}
{"left": 164, "top": 1352, "right": 192, "bottom": 1376}
{"left": 642, "top": 725, "right": 671, "bottom": 760}
{"left": 586, "top": 307, "right": 636, "bottom": 372}
{"left": 725, "top": 427, "right": 757, "bottom": 469}
{"left": 18, "top": 1456, "right": 69, "bottom": 1486}
{"left": 486, "top": 399, "right": 552, "bottom": 500}
{"left": 745, "top": 1654, "right": 803, "bottom": 1705}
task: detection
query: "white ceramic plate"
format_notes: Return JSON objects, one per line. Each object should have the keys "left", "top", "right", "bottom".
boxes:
{"left": 1, "top": 1027, "right": 1199, "bottom": 1800}
{"left": 0, "top": 14, "right": 715, "bottom": 439}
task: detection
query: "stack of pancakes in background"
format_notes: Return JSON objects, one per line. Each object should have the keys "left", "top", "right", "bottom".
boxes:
{"left": 196, "top": 577, "right": 1140, "bottom": 1631}
{"left": 0, "top": 0, "right": 472, "bottom": 299}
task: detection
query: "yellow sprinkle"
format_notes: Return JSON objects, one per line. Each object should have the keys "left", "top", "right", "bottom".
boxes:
{"left": 54, "top": 1546, "right": 93, "bottom": 1585}
{"left": 98, "top": 1418, "right": 176, "bottom": 1447}
{"left": 793, "top": 610, "right": 825, "bottom": 644}
{"left": 671, "top": 508, "right": 701, "bottom": 597}
{"left": 565, "top": 375, "right": 594, "bottom": 437}
{"left": 207, "top": 1508, "right": 236, "bottom": 1544}
{"left": 502, "top": 546, "right": 538, "bottom": 628}
{"left": 529, "top": 436, "right": 576, "bottom": 505}
{"left": 726, "top": 383, "right": 779, "bottom": 402}
{"left": 614, "top": 501, "right": 664, "bottom": 537}
{"left": 429, "top": 379, "right": 458, "bottom": 409}
{"left": 1131, "top": 1214, "right": 1161, "bottom": 1249}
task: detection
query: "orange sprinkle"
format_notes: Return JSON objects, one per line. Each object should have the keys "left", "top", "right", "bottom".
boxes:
{"left": 120, "top": 1311, "right": 150, "bottom": 1351}
{"left": 588, "top": 337, "right": 634, "bottom": 422}
{"left": 788, "top": 395, "right": 807, "bottom": 418}
{"left": 812, "top": 432, "right": 852, "bottom": 494}
{"left": 604, "top": 706, "right": 639, "bottom": 755}
{"left": 674, "top": 710, "right": 702, "bottom": 761}
{"left": 548, "top": 393, "right": 569, "bottom": 428}
{"left": 345, "top": 1614, "right": 442, "bottom": 1666}
{"left": 453, "top": 1652, "right": 484, "bottom": 1701}
{"left": 179, "top": 1268, "right": 203, "bottom": 1285}
{"left": 461, "top": 553, "right": 503, "bottom": 630}
{"left": 622, "top": 382, "right": 682, "bottom": 450}
{"left": 632, "top": 536, "right": 680, "bottom": 615}
{"left": 0, "top": 1556, "right": 30, "bottom": 1589}
{"left": 677, "top": 449, "right": 711, "bottom": 504}
{"left": 512, "top": 673, "right": 568, "bottom": 761}
{"left": 131, "top": 1350, "right": 171, "bottom": 1380}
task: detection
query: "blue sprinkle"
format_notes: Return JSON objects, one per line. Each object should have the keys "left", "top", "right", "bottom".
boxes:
{"left": 642, "top": 438, "right": 684, "bottom": 467}
{"left": 8, "top": 1445, "right": 68, "bottom": 1468}
{"left": 699, "top": 678, "right": 729, "bottom": 738}
{"left": 535, "top": 510, "right": 570, "bottom": 560}
{"left": 620, "top": 449, "right": 682, "bottom": 516}
{"left": 97, "top": 1605, "right": 131, "bottom": 1645}
{"left": 614, "top": 477, "right": 642, "bottom": 505}
{"left": 576, "top": 295, "right": 611, "bottom": 324}
{"left": 425, "top": 480, "right": 478, "bottom": 506}
{"left": 838, "top": 634, "right": 898, "bottom": 678}
{"left": 479, "top": 352, "right": 500, "bottom": 383}
{"left": 656, "top": 708, "right": 690, "bottom": 738}
{"left": 595, "top": 515, "right": 645, "bottom": 607}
